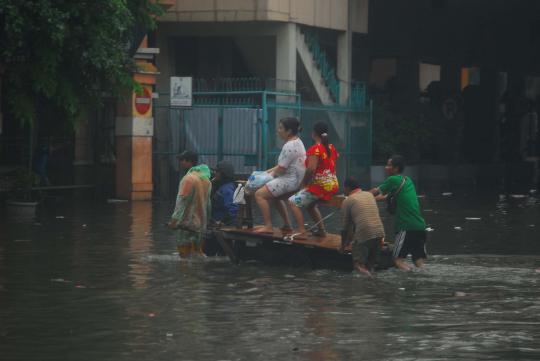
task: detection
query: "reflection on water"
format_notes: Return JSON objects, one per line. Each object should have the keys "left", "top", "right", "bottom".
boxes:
{"left": 0, "top": 194, "right": 539, "bottom": 361}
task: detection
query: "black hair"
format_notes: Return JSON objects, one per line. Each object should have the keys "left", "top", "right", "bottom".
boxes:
{"left": 279, "top": 117, "right": 302, "bottom": 136}
{"left": 313, "top": 121, "right": 331, "bottom": 157}
{"left": 216, "top": 160, "right": 235, "bottom": 182}
{"left": 178, "top": 150, "right": 198, "bottom": 165}
{"left": 344, "top": 176, "right": 360, "bottom": 190}
{"left": 389, "top": 154, "right": 405, "bottom": 173}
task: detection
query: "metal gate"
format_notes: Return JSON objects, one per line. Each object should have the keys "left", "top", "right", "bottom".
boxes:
{"left": 153, "top": 87, "right": 372, "bottom": 198}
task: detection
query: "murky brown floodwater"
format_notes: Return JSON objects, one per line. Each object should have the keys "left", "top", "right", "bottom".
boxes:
{"left": 1, "top": 192, "right": 539, "bottom": 361}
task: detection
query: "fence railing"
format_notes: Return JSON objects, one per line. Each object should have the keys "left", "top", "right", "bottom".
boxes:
{"left": 300, "top": 27, "right": 340, "bottom": 103}
{"left": 193, "top": 77, "right": 296, "bottom": 93}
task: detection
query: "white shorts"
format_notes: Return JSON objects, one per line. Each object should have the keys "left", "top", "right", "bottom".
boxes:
{"left": 288, "top": 189, "right": 319, "bottom": 208}
{"left": 265, "top": 176, "right": 300, "bottom": 197}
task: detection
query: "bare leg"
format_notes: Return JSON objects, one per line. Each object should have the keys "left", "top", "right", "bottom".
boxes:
{"left": 254, "top": 187, "right": 274, "bottom": 233}
{"left": 275, "top": 199, "right": 292, "bottom": 230}
{"left": 177, "top": 244, "right": 192, "bottom": 258}
{"left": 414, "top": 258, "right": 426, "bottom": 268}
{"left": 394, "top": 257, "right": 411, "bottom": 271}
{"left": 307, "top": 203, "right": 326, "bottom": 235}
{"left": 354, "top": 262, "right": 373, "bottom": 278}
{"left": 289, "top": 203, "right": 306, "bottom": 234}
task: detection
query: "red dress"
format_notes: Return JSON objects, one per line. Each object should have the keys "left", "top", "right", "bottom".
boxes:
{"left": 305, "top": 143, "right": 339, "bottom": 201}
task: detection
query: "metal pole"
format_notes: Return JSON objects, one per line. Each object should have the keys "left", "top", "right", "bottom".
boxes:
{"left": 262, "top": 91, "right": 268, "bottom": 169}
{"left": 368, "top": 99, "right": 373, "bottom": 166}
{"left": 346, "top": 112, "right": 351, "bottom": 180}
{"left": 28, "top": 122, "right": 33, "bottom": 172}
{"left": 218, "top": 106, "right": 224, "bottom": 161}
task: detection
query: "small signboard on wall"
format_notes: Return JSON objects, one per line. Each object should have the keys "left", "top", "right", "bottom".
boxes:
{"left": 170, "top": 76, "right": 192, "bottom": 107}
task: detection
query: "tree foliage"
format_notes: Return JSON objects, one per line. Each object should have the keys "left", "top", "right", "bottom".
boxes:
{"left": 0, "top": 0, "right": 163, "bottom": 125}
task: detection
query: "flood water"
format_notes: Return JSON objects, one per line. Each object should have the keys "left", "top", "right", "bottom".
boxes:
{"left": 1, "top": 192, "right": 539, "bottom": 361}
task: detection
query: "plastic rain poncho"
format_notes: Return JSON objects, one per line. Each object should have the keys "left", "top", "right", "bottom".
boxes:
{"left": 171, "top": 165, "right": 212, "bottom": 247}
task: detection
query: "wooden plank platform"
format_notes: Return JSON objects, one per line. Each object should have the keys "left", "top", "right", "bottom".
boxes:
{"left": 212, "top": 225, "right": 393, "bottom": 271}
{"left": 220, "top": 226, "right": 351, "bottom": 252}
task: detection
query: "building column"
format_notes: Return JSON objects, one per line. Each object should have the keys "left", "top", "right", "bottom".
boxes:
{"left": 274, "top": 22, "right": 298, "bottom": 163}
{"left": 73, "top": 116, "right": 94, "bottom": 185}
{"left": 276, "top": 23, "right": 297, "bottom": 85}
{"left": 155, "top": 34, "right": 174, "bottom": 199}
{"left": 115, "top": 37, "right": 157, "bottom": 201}
{"left": 338, "top": 0, "right": 353, "bottom": 105}
{"left": 0, "top": 76, "right": 3, "bottom": 135}
{"left": 337, "top": 32, "right": 352, "bottom": 105}
{"left": 441, "top": 62, "right": 461, "bottom": 95}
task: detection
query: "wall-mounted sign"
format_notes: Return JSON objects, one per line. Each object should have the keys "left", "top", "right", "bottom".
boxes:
{"left": 170, "top": 76, "right": 192, "bottom": 107}
{"left": 134, "top": 86, "right": 152, "bottom": 116}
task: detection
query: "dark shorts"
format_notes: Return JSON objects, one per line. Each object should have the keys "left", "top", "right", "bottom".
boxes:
{"left": 393, "top": 230, "right": 427, "bottom": 261}
{"left": 352, "top": 237, "right": 383, "bottom": 270}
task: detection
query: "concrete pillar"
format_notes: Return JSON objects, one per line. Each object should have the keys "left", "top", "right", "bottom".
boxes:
{"left": 338, "top": 1, "right": 353, "bottom": 105}
{"left": 115, "top": 37, "right": 156, "bottom": 201}
{"left": 155, "top": 34, "right": 174, "bottom": 199}
{"left": 73, "top": 116, "right": 94, "bottom": 185}
{"left": 274, "top": 23, "right": 298, "bottom": 156}
{"left": 0, "top": 76, "right": 3, "bottom": 135}
{"left": 276, "top": 23, "right": 297, "bottom": 84}
{"left": 338, "top": 32, "right": 352, "bottom": 105}
{"left": 441, "top": 63, "right": 461, "bottom": 96}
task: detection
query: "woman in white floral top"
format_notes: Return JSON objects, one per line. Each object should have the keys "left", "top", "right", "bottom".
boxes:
{"left": 254, "top": 117, "right": 306, "bottom": 234}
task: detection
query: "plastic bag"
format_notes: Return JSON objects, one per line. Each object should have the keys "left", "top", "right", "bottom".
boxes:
{"left": 245, "top": 171, "right": 273, "bottom": 193}
{"left": 233, "top": 183, "right": 246, "bottom": 205}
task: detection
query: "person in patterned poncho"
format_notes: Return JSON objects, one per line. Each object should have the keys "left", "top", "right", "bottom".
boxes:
{"left": 168, "top": 151, "right": 212, "bottom": 258}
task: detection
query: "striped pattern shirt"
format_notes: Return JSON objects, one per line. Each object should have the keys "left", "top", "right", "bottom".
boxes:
{"left": 341, "top": 191, "right": 385, "bottom": 243}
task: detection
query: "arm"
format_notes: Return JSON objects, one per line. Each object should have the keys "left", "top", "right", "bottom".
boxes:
{"left": 300, "top": 155, "right": 318, "bottom": 188}
{"left": 370, "top": 177, "right": 398, "bottom": 202}
{"left": 271, "top": 142, "right": 296, "bottom": 177}
{"left": 270, "top": 165, "right": 287, "bottom": 177}
{"left": 168, "top": 176, "right": 194, "bottom": 229}
{"left": 368, "top": 187, "right": 386, "bottom": 201}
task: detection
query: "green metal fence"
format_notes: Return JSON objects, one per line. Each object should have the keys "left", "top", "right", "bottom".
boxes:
{"left": 153, "top": 85, "right": 372, "bottom": 197}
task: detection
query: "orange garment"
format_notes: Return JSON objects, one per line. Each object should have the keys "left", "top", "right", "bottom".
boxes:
{"left": 305, "top": 143, "right": 339, "bottom": 200}
{"left": 171, "top": 171, "right": 212, "bottom": 247}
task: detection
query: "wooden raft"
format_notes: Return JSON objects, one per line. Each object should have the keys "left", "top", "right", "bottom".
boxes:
{"left": 221, "top": 185, "right": 350, "bottom": 253}
{"left": 219, "top": 226, "right": 351, "bottom": 252}
{"left": 213, "top": 184, "right": 394, "bottom": 270}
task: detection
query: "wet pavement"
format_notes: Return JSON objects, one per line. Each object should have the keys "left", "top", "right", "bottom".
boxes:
{"left": 1, "top": 192, "right": 539, "bottom": 361}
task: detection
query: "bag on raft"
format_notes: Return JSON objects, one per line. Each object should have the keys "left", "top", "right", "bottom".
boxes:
{"left": 245, "top": 171, "right": 273, "bottom": 193}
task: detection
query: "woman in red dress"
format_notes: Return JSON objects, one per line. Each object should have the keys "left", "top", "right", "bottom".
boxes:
{"left": 288, "top": 121, "right": 339, "bottom": 238}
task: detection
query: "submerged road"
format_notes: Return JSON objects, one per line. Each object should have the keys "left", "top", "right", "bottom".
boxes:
{"left": 1, "top": 192, "right": 539, "bottom": 360}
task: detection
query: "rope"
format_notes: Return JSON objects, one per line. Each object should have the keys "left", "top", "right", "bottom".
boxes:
{"left": 283, "top": 211, "right": 338, "bottom": 242}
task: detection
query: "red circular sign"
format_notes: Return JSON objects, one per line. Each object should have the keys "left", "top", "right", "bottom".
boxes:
{"left": 135, "top": 87, "right": 152, "bottom": 115}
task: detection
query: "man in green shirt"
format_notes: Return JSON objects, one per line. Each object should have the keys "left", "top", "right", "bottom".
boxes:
{"left": 370, "top": 155, "right": 427, "bottom": 270}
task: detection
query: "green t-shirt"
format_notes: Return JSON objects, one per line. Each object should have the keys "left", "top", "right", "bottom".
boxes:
{"left": 378, "top": 175, "right": 426, "bottom": 232}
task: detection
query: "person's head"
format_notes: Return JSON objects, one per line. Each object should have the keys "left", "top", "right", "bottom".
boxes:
{"left": 277, "top": 117, "right": 301, "bottom": 140}
{"left": 385, "top": 155, "right": 405, "bottom": 175}
{"left": 344, "top": 176, "right": 361, "bottom": 196}
{"left": 312, "top": 121, "right": 331, "bottom": 157}
{"left": 214, "top": 160, "right": 235, "bottom": 182}
{"left": 177, "top": 150, "right": 198, "bottom": 171}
